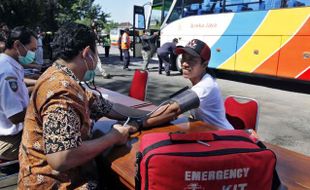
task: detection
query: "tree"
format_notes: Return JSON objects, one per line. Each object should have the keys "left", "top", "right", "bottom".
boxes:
{"left": 0, "top": 0, "right": 110, "bottom": 32}
{"left": 103, "top": 21, "right": 119, "bottom": 34}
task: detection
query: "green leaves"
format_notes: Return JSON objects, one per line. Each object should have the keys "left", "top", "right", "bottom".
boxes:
{"left": 0, "top": 0, "right": 110, "bottom": 32}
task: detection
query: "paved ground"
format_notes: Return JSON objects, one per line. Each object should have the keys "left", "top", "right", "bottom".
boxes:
{"left": 96, "top": 46, "right": 310, "bottom": 156}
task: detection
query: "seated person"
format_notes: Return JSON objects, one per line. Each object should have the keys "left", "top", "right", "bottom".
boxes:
{"left": 175, "top": 39, "right": 234, "bottom": 130}
{"left": 0, "top": 26, "right": 37, "bottom": 161}
{"left": 18, "top": 22, "right": 183, "bottom": 189}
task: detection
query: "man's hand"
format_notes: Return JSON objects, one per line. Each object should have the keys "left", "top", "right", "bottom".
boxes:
{"left": 110, "top": 124, "right": 135, "bottom": 145}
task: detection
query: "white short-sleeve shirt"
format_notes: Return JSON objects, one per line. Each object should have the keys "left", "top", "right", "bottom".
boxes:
{"left": 190, "top": 73, "right": 234, "bottom": 130}
{"left": 0, "top": 53, "right": 29, "bottom": 135}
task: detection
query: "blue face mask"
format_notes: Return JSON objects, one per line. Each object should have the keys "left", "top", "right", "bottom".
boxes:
{"left": 83, "top": 54, "right": 97, "bottom": 81}
{"left": 17, "top": 43, "right": 36, "bottom": 65}
{"left": 83, "top": 70, "right": 96, "bottom": 81}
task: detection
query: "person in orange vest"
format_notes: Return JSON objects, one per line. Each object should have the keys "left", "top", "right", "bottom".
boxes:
{"left": 121, "top": 28, "right": 130, "bottom": 70}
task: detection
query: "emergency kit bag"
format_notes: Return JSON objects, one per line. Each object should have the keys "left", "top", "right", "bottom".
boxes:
{"left": 135, "top": 130, "right": 281, "bottom": 190}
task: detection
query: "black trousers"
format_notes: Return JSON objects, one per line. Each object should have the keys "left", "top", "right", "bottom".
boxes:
{"left": 158, "top": 53, "right": 172, "bottom": 74}
{"left": 119, "top": 48, "right": 123, "bottom": 61}
{"left": 122, "top": 49, "right": 130, "bottom": 69}
{"left": 104, "top": 46, "right": 110, "bottom": 57}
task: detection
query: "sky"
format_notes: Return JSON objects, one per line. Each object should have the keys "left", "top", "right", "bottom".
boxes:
{"left": 94, "top": 0, "right": 150, "bottom": 24}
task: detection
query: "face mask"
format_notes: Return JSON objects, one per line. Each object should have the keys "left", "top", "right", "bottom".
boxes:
{"left": 17, "top": 43, "right": 36, "bottom": 65}
{"left": 83, "top": 54, "right": 96, "bottom": 81}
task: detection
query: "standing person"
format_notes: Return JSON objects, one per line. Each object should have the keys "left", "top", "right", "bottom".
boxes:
{"left": 175, "top": 39, "right": 233, "bottom": 130}
{"left": 121, "top": 28, "right": 130, "bottom": 70}
{"left": 0, "top": 23, "right": 9, "bottom": 53}
{"left": 35, "top": 27, "right": 44, "bottom": 65}
{"left": 103, "top": 34, "right": 111, "bottom": 57}
{"left": 140, "top": 30, "right": 158, "bottom": 70}
{"left": 18, "top": 22, "right": 183, "bottom": 189}
{"left": 118, "top": 30, "right": 123, "bottom": 61}
{"left": 157, "top": 38, "right": 178, "bottom": 76}
{"left": 96, "top": 55, "right": 111, "bottom": 79}
{"left": 0, "top": 26, "right": 37, "bottom": 160}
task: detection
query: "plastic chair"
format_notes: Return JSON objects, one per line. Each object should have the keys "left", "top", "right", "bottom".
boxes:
{"left": 224, "top": 95, "right": 259, "bottom": 131}
{"left": 128, "top": 69, "right": 148, "bottom": 101}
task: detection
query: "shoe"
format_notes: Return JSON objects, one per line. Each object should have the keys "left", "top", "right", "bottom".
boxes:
{"left": 123, "top": 67, "right": 130, "bottom": 71}
{"left": 166, "top": 72, "right": 170, "bottom": 76}
{"left": 159, "top": 71, "right": 162, "bottom": 74}
{"left": 102, "top": 73, "right": 111, "bottom": 79}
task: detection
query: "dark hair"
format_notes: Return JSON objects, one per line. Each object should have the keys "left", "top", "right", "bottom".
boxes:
{"left": 51, "top": 22, "right": 97, "bottom": 61}
{"left": 5, "top": 26, "right": 36, "bottom": 49}
{"left": 172, "top": 38, "right": 178, "bottom": 43}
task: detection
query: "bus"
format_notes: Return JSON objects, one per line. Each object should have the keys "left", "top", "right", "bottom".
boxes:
{"left": 147, "top": 0, "right": 310, "bottom": 83}
{"left": 110, "top": 28, "right": 142, "bottom": 47}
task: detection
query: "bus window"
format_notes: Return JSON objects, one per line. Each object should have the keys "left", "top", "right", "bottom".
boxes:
{"left": 298, "top": 0, "right": 309, "bottom": 6}
{"left": 149, "top": 0, "right": 173, "bottom": 30}
{"left": 150, "top": 5, "right": 162, "bottom": 30}
{"left": 167, "top": 0, "right": 183, "bottom": 23}
{"left": 264, "top": 0, "right": 283, "bottom": 9}
{"left": 286, "top": 0, "right": 307, "bottom": 7}
{"left": 163, "top": 0, "right": 174, "bottom": 19}
{"left": 183, "top": 0, "right": 204, "bottom": 17}
{"left": 226, "top": 0, "right": 261, "bottom": 12}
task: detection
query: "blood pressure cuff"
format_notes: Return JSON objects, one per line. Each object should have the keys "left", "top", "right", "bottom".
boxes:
{"left": 169, "top": 89, "right": 200, "bottom": 113}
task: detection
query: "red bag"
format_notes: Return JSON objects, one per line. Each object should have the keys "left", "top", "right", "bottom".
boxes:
{"left": 135, "top": 130, "right": 280, "bottom": 190}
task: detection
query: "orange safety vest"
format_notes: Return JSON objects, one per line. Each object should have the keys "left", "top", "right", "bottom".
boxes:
{"left": 121, "top": 32, "right": 130, "bottom": 50}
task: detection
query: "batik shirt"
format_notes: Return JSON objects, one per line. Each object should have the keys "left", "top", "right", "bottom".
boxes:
{"left": 18, "top": 59, "right": 112, "bottom": 189}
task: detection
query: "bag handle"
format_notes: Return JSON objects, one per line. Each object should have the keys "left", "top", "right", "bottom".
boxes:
{"left": 169, "top": 131, "right": 214, "bottom": 142}
{"left": 169, "top": 131, "right": 255, "bottom": 144}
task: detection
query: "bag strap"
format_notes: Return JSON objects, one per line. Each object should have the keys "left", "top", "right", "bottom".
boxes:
{"left": 169, "top": 131, "right": 214, "bottom": 142}
{"left": 142, "top": 132, "right": 257, "bottom": 156}
{"left": 168, "top": 131, "right": 254, "bottom": 144}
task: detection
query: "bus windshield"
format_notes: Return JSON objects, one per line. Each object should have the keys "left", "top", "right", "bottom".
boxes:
{"left": 149, "top": 0, "right": 174, "bottom": 30}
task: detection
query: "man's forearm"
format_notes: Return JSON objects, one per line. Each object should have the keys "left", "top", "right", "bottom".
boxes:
{"left": 24, "top": 78, "right": 37, "bottom": 86}
{"left": 46, "top": 132, "right": 118, "bottom": 172}
{"left": 144, "top": 103, "right": 181, "bottom": 128}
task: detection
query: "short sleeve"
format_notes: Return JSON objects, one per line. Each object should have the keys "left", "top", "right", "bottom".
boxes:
{"left": 43, "top": 104, "right": 82, "bottom": 154}
{"left": 191, "top": 75, "right": 215, "bottom": 100}
{"left": 0, "top": 76, "right": 25, "bottom": 117}
{"left": 89, "top": 93, "right": 113, "bottom": 120}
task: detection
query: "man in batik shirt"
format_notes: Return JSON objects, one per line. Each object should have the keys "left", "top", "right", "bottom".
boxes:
{"left": 18, "top": 23, "right": 182, "bottom": 189}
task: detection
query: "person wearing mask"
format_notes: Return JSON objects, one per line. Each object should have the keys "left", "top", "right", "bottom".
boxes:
{"left": 121, "top": 28, "right": 131, "bottom": 70}
{"left": 140, "top": 30, "right": 158, "bottom": 70}
{"left": 175, "top": 39, "right": 233, "bottom": 130}
{"left": 18, "top": 23, "right": 183, "bottom": 189}
{"left": 157, "top": 38, "right": 178, "bottom": 76}
{"left": 0, "top": 26, "right": 37, "bottom": 160}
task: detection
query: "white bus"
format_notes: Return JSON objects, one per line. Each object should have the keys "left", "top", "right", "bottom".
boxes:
{"left": 147, "top": 0, "right": 310, "bottom": 83}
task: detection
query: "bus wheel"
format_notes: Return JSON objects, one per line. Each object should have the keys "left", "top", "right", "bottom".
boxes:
{"left": 176, "top": 54, "right": 183, "bottom": 74}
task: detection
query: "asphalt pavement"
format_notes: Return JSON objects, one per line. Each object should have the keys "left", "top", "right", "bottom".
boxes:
{"left": 96, "top": 46, "right": 310, "bottom": 156}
